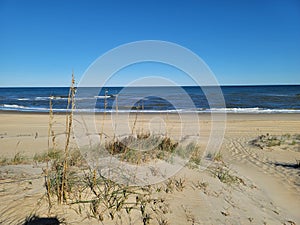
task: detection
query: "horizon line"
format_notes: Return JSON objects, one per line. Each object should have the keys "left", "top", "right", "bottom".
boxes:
{"left": 0, "top": 83, "right": 299, "bottom": 88}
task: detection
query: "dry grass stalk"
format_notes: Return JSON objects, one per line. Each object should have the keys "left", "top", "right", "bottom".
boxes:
{"left": 141, "top": 100, "right": 144, "bottom": 134}
{"left": 100, "top": 89, "right": 108, "bottom": 141}
{"left": 45, "top": 96, "right": 55, "bottom": 208}
{"left": 113, "top": 94, "right": 118, "bottom": 142}
{"left": 131, "top": 103, "right": 139, "bottom": 135}
{"left": 60, "top": 72, "right": 76, "bottom": 204}
{"left": 166, "top": 109, "right": 169, "bottom": 136}
{"left": 48, "top": 97, "right": 56, "bottom": 150}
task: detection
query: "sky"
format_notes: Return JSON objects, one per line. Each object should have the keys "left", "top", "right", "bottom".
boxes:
{"left": 0, "top": 0, "right": 299, "bottom": 86}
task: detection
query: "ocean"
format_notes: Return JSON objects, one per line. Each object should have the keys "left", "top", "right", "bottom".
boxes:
{"left": 0, "top": 85, "right": 300, "bottom": 113}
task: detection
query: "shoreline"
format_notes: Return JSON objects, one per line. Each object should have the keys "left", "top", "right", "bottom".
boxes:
{"left": 1, "top": 110, "right": 300, "bottom": 116}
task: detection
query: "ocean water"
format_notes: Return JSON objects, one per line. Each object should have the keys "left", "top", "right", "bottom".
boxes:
{"left": 0, "top": 85, "right": 300, "bottom": 113}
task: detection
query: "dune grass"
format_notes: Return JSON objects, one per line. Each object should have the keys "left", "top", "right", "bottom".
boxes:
{"left": 250, "top": 133, "right": 300, "bottom": 150}
{"left": 38, "top": 75, "right": 203, "bottom": 224}
{"left": 0, "top": 152, "right": 29, "bottom": 166}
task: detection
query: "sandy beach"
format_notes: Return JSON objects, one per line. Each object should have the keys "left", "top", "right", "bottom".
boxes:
{"left": 2, "top": 0, "right": 300, "bottom": 224}
{"left": 0, "top": 112, "right": 299, "bottom": 224}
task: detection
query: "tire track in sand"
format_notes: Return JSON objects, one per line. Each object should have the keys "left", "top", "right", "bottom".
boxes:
{"left": 222, "top": 136, "right": 300, "bottom": 222}
{"left": 225, "top": 137, "right": 300, "bottom": 192}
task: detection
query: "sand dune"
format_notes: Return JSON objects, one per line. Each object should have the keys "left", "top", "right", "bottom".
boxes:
{"left": 0, "top": 113, "right": 299, "bottom": 224}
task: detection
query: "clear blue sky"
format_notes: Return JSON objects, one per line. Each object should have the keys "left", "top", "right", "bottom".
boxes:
{"left": 0, "top": 0, "right": 299, "bottom": 86}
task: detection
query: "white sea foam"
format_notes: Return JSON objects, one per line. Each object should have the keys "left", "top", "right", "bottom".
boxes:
{"left": 3, "top": 104, "right": 26, "bottom": 109}
{"left": 1, "top": 104, "right": 300, "bottom": 114}
{"left": 208, "top": 108, "right": 300, "bottom": 113}
{"left": 1, "top": 104, "right": 48, "bottom": 112}
{"left": 94, "top": 95, "right": 111, "bottom": 99}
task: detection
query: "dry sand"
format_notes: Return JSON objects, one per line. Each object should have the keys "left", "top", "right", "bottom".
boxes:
{"left": 0, "top": 112, "right": 299, "bottom": 224}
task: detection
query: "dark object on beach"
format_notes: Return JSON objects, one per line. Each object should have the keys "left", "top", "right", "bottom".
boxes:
{"left": 272, "top": 161, "right": 300, "bottom": 169}
{"left": 23, "top": 215, "right": 61, "bottom": 225}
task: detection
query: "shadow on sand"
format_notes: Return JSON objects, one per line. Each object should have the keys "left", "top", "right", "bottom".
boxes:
{"left": 23, "top": 216, "right": 61, "bottom": 225}
{"left": 273, "top": 162, "right": 300, "bottom": 169}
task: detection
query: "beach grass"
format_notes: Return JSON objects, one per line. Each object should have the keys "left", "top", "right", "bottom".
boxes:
{"left": 0, "top": 152, "right": 28, "bottom": 166}
{"left": 250, "top": 133, "right": 300, "bottom": 151}
{"left": 37, "top": 75, "right": 202, "bottom": 224}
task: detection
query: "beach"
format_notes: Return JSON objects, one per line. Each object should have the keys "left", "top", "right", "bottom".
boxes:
{"left": 1, "top": 112, "right": 299, "bottom": 157}
{"left": 2, "top": 0, "right": 300, "bottom": 223}
{"left": 0, "top": 112, "right": 299, "bottom": 224}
